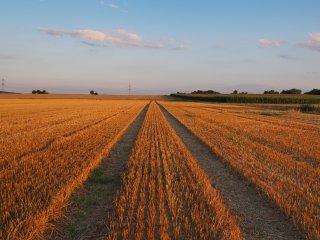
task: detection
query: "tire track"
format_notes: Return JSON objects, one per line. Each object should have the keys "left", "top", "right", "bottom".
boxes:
{"left": 45, "top": 104, "right": 148, "bottom": 240}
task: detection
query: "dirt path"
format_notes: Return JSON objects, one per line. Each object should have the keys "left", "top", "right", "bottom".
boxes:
{"left": 158, "top": 103, "right": 303, "bottom": 240}
{"left": 45, "top": 105, "right": 148, "bottom": 240}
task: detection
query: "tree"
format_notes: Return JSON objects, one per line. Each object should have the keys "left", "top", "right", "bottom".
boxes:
{"left": 281, "top": 88, "right": 302, "bottom": 94}
{"left": 305, "top": 89, "right": 320, "bottom": 95}
{"left": 90, "top": 90, "right": 98, "bottom": 95}
{"left": 32, "top": 89, "right": 48, "bottom": 94}
{"left": 233, "top": 90, "right": 238, "bottom": 94}
{"left": 264, "top": 90, "right": 279, "bottom": 94}
{"left": 191, "top": 90, "right": 220, "bottom": 94}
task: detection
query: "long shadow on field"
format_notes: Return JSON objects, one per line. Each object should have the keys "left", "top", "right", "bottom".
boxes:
{"left": 45, "top": 104, "right": 149, "bottom": 240}
{"left": 158, "top": 103, "right": 303, "bottom": 240}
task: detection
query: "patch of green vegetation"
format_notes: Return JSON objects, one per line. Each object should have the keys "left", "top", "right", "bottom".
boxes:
{"left": 83, "top": 198, "right": 97, "bottom": 207}
{"left": 74, "top": 195, "right": 97, "bottom": 207}
{"left": 297, "top": 104, "right": 320, "bottom": 114}
{"left": 88, "top": 169, "right": 114, "bottom": 185}
{"left": 259, "top": 112, "right": 282, "bottom": 117}
{"left": 68, "top": 226, "right": 78, "bottom": 240}
{"left": 112, "top": 174, "right": 122, "bottom": 186}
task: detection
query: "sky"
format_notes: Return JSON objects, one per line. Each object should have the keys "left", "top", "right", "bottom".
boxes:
{"left": 0, "top": 0, "right": 319, "bottom": 94}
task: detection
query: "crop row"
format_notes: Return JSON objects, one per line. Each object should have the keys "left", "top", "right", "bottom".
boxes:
{"left": 171, "top": 93, "right": 320, "bottom": 104}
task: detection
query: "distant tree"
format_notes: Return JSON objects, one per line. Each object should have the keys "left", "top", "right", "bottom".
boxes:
{"left": 233, "top": 90, "right": 238, "bottom": 94}
{"left": 90, "top": 90, "right": 95, "bottom": 95}
{"left": 239, "top": 92, "right": 248, "bottom": 94}
{"left": 264, "top": 90, "right": 279, "bottom": 94}
{"left": 32, "top": 89, "right": 48, "bottom": 94}
{"left": 305, "top": 89, "right": 320, "bottom": 95}
{"left": 206, "top": 90, "right": 220, "bottom": 94}
{"left": 281, "top": 88, "right": 302, "bottom": 94}
{"left": 191, "top": 90, "right": 220, "bottom": 94}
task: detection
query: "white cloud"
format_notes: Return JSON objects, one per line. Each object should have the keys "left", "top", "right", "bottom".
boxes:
{"left": 39, "top": 28, "right": 187, "bottom": 50}
{"left": 97, "top": 0, "right": 127, "bottom": 12}
{"left": 299, "top": 32, "right": 320, "bottom": 52}
{"left": 258, "top": 39, "right": 283, "bottom": 48}
{"left": 108, "top": 3, "right": 119, "bottom": 9}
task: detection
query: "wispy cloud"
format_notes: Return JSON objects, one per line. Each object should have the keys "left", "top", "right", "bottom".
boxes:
{"left": 40, "top": 28, "right": 187, "bottom": 50}
{"left": 298, "top": 32, "right": 320, "bottom": 52}
{"left": 258, "top": 38, "right": 284, "bottom": 48}
{"left": 108, "top": 3, "right": 119, "bottom": 8}
{"left": 97, "top": 0, "right": 127, "bottom": 12}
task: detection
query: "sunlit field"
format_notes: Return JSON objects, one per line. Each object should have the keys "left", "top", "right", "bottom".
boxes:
{"left": 1, "top": 96, "right": 319, "bottom": 239}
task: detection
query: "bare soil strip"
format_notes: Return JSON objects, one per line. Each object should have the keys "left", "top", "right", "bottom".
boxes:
{"left": 158, "top": 103, "right": 303, "bottom": 240}
{"left": 44, "top": 105, "right": 148, "bottom": 240}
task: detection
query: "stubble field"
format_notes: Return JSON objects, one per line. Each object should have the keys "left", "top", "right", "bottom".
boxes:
{"left": 1, "top": 95, "right": 319, "bottom": 239}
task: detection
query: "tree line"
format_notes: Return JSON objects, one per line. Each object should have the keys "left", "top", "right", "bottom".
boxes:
{"left": 176, "top": 88, "right": 320, "bottom": 95}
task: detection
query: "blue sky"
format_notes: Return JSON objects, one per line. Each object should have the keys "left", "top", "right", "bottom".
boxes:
{"left": 0, "top": 0, "right": 319, "bottom": 94}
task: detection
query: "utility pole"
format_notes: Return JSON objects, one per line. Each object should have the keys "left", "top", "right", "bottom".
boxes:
{"left": 128, "top": 82, "right": 132, "bottom": 96}
{"left": 1, "top": 77, "right": 5, "bottom": 92}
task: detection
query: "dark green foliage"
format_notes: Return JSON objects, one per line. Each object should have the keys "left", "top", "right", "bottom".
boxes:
{"left": 88, "top": 169, "right": 114, "bottom": 185}
{"left": 297, "top": 105, "right": 320, "bottom": 114}
{"left": 191, "top": 90, "right": 220, "bottom": 94}
{"left": 281, "top": 88, "right": 302, "bottom": 94}
{"left": 264, "top": 90, "right": 279, "bottom": 94}
{"left": 305, "top": 89, "right": 320, "bottom": 95}
{"left": 32, "top": 90, "right": 48, "bottom": 94}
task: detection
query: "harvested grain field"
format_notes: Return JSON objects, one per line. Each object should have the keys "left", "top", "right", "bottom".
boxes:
{"left": 160, "top": 101, "right": 320, "bottom": 239}
{"left": 0, "top": 99, "right": 147, "bottom": 239}
{"left": 107, "top": 102, "right": 241, "bottom": 240}
{"left": 1, "top": 97, "right": 319, "bottom": 239}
